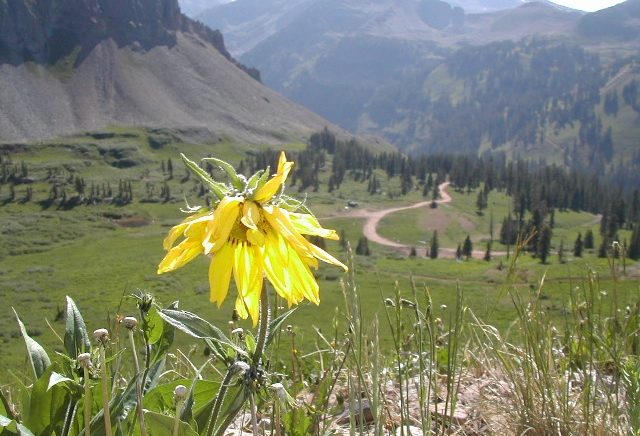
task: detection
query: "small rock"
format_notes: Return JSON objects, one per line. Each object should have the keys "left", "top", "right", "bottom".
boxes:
{"left": 335, "top": 398, "right": 375, "bottom": 425}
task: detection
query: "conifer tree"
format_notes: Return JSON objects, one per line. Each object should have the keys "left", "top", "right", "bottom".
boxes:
{"left": 483, "top": 242, "right": 491, "bottom": 262}
{"left": 430, "top": 231, "right": 439, "bottom": 259}
{"left": 584, "top": 229, "right": 595, "bottom": 249}
{"left": 462, "top": 235, "right": 473, "bottom": 259}
{"left": 537, "top": 224, "right": 552, "bottom": 263}
{"left": 355, "top": 237, "right": 370, "bottom": 256}
{"left": 574, "top": 233, "right": 583, "bottom": 257}
{"left": 628, "top": 224, "right": 640, "bottom": 260}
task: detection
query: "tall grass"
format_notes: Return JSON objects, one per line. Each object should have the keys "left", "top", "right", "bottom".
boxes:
{"left": 3, "top": 247, "right": 638, "bottom": 435}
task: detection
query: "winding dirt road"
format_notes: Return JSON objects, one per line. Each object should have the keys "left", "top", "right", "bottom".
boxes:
{"left": 336, "top": 182, "right": 500, "bottom": 259}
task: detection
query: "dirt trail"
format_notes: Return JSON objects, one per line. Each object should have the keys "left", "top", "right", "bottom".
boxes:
{"left": 335, "top": 182, "right": 502, "bottom": 259}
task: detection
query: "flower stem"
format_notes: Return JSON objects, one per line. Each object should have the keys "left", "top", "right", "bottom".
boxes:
{"left": 83, "top": 365, "right": 91, "bottom": 436}
{"left": 128, "top": 329, "right": 148, "bottom": 436}
{"left": 250, "top": 392, "right": 259, "bottom": 436}
{"left": 173, "top": 400, "right": 184, "bottom": 436}
{"left": 253, "top": 289, "right": 270, "bottom": 367}
{"left": 99, "top": 345, "right": 113, "bottom": 436}
{"left": 205, "top": 368, "right": 236, "bottom": 436}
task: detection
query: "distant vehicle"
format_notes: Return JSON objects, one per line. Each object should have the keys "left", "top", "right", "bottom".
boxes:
{"left": 347, "top": 200, "right": 359, "bottom": 208}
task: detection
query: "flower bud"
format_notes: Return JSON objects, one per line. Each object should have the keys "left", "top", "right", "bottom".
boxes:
{"left": 77, "top": 352, "right": 92, "bottom": 368}
{"left": 93, "top": 328, "right": 109, "bottom": 344}
{"left": 137, "top": 293, "right": 154, "bottom": 314}
{"left": 231, "top": 327, "right": 244, "bottom": 337}
{"left": 122, "top": 316, "right": 138, "bottom": 330}
{"left": 174, "top": 384, "right": 188, "bottom": 401}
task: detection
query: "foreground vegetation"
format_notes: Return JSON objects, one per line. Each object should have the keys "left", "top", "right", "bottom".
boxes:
{"left": 0, "top": 128, "right": 638, "bottom": 434}
{"left": 2, "top": 245, "right": 638, "bottom": 434}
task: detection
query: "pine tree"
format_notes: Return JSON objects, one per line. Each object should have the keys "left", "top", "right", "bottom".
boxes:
{"left": 476, "top": 190, "right": 487, "bottom": 215}
{"left": 430, "top": 231, "right": 439, "bottom": 259}
{"left": 628, "top": 224, "right": 640, "bottom": 260}
{"left": 584, "top": 229, "right": 595, "bottom": 249}
{"left": 537, "top": 224, "right": 552, "bottom": 263}
{"left": 462, "top": 235, "right": 473, "bottom": 260}
{"left": 167, "top": 158, "right": 173, "bottom": 180}
{"left": 339, "top": 229, "right": 349, "bottom": 251}
{"left": 483, "top": 242, "right": 491, "bottom": 262}
{"left": 455, "top": 244, "right": 462, "bottom": 260}
{"left": 409, "top": 246, "right": 417, "bottom": 257}
{"left": 558, "top": 239, "right": 565, "bottom": 264}
{"left": 355, "top": 237, "right": 370, "bottom": 256}
{"left": 574, "top": 233, "right": 583, "bottom": 257}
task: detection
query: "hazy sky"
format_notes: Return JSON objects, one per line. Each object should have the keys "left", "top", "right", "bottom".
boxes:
{"left": 549, "top": 0, "right": 627, "bottom": 12}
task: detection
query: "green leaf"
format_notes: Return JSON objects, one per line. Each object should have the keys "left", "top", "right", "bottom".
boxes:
{"left": 145, "top": 306, "right": 175, "bottom": 364}
{"left": 180, "top": 154, "right": 229, "bottom": 200}
{"left": 145, "top": 410, "right": 199, "bottom": 436}
{"left": 0, "top": 414, "right": 34, "bottom": 435}
{"left": 245, "top": 169, "right": 266, "bottom": 193}
{"left": 13, "top": 308, "right": 51, "bottom": 379}
{"left": 63, "top": 296, "right": 91, "bottom": 359}
{"left": 201, "top": 157, "right": 246, "bottom": 191}
{"left": 0, "top": 390, "right": 12, "bottom": 419}
{"left": 159, "top": 309, "right": 247, "bottom": 362}
{"left": 88, "top": 357, "right": 164, "bottom": 434}
{"left": 47, "top": 372, "right": 79, "bottom": 394}
{"left": 266, "top": 307, "right": 298, "bottom": 347}
{"left": 21, "top": 363, "right": 71, "bottom": 436}
{"left": 157, "top": 309, "right": 238, "bottom": 349}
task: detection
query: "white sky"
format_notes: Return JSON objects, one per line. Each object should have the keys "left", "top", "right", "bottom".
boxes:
{"left": 548, "top": 0, "right": 628, "bottom": 12}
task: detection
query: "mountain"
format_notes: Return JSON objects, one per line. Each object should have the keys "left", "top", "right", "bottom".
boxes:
{"left": 577, "top": 0, "right": 640, "bottom": 41}
{"left": 0, "top": 0, "right": 339, "bottom": 144}
{"left": 196, "top": 0, "right": 313, "bottom": 56}
{"left": 200, "top": 0, "right": 639, "bottom": 172}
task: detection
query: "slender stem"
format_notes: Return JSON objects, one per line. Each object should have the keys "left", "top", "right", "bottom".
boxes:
{"left": 173, "top": 399, "right": 183, "bottom": 436}
{"left": 250, "top": 392, "right": 259, "bottom": 436}
{"left": 274, "top": 400, "right": 282, "bottom": 436}
{"left": 253, "top": 288, "right": 270, "bottom": 367}
{"left": 129, "top": 330, "right": 148, "bottom": 436}
{"left": 99, "top": 346, "right": 113, "bottom": 436}
{"left": 205, "top": 368, "right": 236, "bottom": 436}
{"left": 83, "top": 365, "right": 91, "bottom": 436}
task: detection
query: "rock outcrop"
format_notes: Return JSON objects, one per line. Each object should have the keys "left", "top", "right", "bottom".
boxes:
{"left": 0, "top": 0, "right": 259, "bottom": 79}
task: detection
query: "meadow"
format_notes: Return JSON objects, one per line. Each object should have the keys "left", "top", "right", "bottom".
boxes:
{"left": 0, "top": 128, "right": 638, "bottom": 434}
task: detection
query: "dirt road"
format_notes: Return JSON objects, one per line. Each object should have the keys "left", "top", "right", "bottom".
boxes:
{"left": 336, "top": 182, "right": 501, "bottom": 259}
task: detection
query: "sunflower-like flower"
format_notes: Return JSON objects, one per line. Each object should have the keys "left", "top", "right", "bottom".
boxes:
{"left": 158, "top": 152, "right": 347, "bottom": 325}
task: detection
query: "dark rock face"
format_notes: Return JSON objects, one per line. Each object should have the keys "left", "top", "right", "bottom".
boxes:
{"left": 0, "top": 0, "right": 259, "bottom": 79}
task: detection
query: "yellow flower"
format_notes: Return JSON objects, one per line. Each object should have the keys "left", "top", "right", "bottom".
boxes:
{"left": 158, "top": 152, "right": 347, "bottom": 325}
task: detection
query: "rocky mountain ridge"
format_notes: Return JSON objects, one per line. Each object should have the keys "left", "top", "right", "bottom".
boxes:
{"left": 0, "top": 0, "right": 344, "bottom": 143}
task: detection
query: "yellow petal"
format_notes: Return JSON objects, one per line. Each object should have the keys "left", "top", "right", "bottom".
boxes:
{"left": 157, "top": 239, "right": 202, "bottom": 273}
{"left": 288, "top": 247, "right": 320, "bottom": 305}
{"left": 232, "top": 243, "right": 263, "bottom": 325}
{"left": 162, "top": 211, "right": 210, "bottom": 250}
{"left": 247, "top": 228, "right": 266, "bottom": 246}
{"left": 202, "top": 197, "right": 241, "bottom": 254}
{"left": 263, "top": 232, "right": 300, "bottom": 305}
{"left": 253, "top": 152, "right": 293, "bottom": 203}
{"left": 289, "top": 213, "right": 339, "bottom": 240}
{"left": 264, "top": 206, "right": 348, "bottom": 271}
{"left": 209, "top": 243, "right": 234, "bottom": 306}
{"left": 241, "top": 201, "right": 260, "bottom": 230}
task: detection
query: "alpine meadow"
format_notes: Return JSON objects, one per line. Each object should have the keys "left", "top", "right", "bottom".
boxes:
{"left": 0, "top": 0, "right": 639, "bottom": 435}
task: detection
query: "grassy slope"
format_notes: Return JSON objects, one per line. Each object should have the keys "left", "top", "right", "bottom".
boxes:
{"left": 0, "top": 129, "right": 637, "bottom": 385}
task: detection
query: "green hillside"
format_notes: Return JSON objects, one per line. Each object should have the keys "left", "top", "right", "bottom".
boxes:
{"left": 1, "top": 128, "right": 637, "bottom": 386}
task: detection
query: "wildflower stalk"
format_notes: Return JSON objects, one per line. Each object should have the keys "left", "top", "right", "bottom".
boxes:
{"left": 173, "top": 385, "right": 187, "bottom": 436}
{"left": 99, "top": 345, "right": 113, "bottom": 436}
{"left": 250, "top": 392, "right": 259, "bottom": 436}
{"left": 78, "top": 353, "right": 92, "bottom": 436}
{"left": 253, "top": 288, "right": 270, "bottom": 367}
{"left": 126, "top": 320, "right": 147, "bottom": 436}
